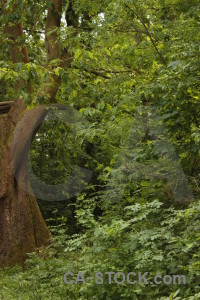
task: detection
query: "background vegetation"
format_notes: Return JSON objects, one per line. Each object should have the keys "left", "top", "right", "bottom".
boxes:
{"left": 0, "top": 0, "right": 200, "bottom": 298}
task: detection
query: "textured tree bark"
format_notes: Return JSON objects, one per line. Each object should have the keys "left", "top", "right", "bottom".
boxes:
{"left": 0, "top": 0, "right": 77, "bottom": 267}
{"left": 0, "top": 99, "right": 51, "bottom": 267}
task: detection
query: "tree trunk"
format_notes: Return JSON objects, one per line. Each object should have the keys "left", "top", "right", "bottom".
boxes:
{"left": 0, "top": 99, "right": 51, "bottom": 267}
{"left": 0, "top": 0, "right": 77, "bottom": 267}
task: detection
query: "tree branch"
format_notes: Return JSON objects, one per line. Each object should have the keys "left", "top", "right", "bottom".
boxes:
{"left": 2, "top": 2, "right": 29, "bottom": 63}
{"left": 72, "top": 65, "right": 141, "bottom": 79}
{"left": 38, "top": 0, "right": 77, "bottom": 103}
{"left": 124, "top": 3, "right": 167, "bottom": 66}
{"left": 45, "top": 0, "right": 63, "bottom": 61}
{"left": 0, "top": 101, "right": 14, "bottom": 114}
{"left": 65, "top": 0, "right": 79, "bottom": 29}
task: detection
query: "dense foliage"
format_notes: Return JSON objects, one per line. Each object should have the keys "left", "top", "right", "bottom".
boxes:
{"left": 0, "top": 0, "right": 200, "bottom": 299}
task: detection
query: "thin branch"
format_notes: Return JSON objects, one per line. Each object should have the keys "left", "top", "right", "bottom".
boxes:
{"left": 89, "top": 69, "right": 111, "bottom": 79}
{"left": 72, "top": 65, "right": 140, "bottom": 79}
{"left": 97, "top": 68, "right": 141, "bottom": 75}
{"left": 108, "top": 25, "right": 146, "bottom": 34}
{"left": 124, "top": 3, "right": 167, "bottom": 66}
{"left": 72, "top": 66, "right": 110, "bottom": 79}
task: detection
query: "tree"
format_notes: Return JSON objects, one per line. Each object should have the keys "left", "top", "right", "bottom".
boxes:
{"left": 0, "top": 0, "right": 199, "bottom": 270}
{"left": 0, "top": 0, "right": 200, "bottom": 299}
{"left": 0, "top": 0, "right": 75, "bottom": 267}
